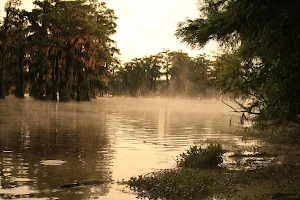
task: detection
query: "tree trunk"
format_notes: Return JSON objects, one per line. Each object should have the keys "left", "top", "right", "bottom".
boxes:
{"left": 59, "top": 50, "right": 72, "bottom": 102}
{"left": 0, "top": 55, "right": 5, "bottom": 99}
{"left": 16, "top": 54, "right": 24, "bottom": 98}
{"left": 76, "top": 70, "right": 91, "bottom": 101}
{"left": 51, "top": 57, "right": 59, "bottom": 101}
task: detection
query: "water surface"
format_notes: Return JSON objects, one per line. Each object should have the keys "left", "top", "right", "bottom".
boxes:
{"left": 0, "top": 97, "right": 264, "bottom": 199}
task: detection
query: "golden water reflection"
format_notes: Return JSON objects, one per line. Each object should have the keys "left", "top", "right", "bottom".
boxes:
{"left": 0, "top": 97, "right": 267, "bottom": 199}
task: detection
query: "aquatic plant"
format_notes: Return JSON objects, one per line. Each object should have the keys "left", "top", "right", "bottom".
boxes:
{"left": 127, "top": 164, "right": 300, "bottom": 200}
{"left": 127, "top": 168, "right": 224, "bottom": 200}
{"left": 176, "top": 144, "right": 223, "bottom": 168}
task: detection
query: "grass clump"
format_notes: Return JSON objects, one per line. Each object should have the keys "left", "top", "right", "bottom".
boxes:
{"left": 127, "top": 168, "right": 226, "bottom": 200}
{"left": 176, "top": 144, "right": 223, "bottom": 168}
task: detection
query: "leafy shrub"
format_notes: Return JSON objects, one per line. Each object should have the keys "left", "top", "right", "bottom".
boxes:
{"left": 176, "top": 144, "right": 223, "bottom": 168}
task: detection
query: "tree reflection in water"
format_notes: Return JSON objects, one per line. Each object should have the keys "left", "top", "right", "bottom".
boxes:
{"left": 0, "top": 97, "right": 267, "bottom": 199}
{"left": 0, "top": 97, "right": 114, "bottom": 199}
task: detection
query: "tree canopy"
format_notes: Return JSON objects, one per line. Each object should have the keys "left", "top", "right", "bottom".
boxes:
{"left": 110, "top": 50, "right": 215, "bottom": 98}
{"left": 176, "top": 0, "right": 300, "bottom": 123}
{"left": 0, "top": 0, "right": 218, "bottom": 101}
{"left": 0, "top": 0, "right": 118, "bottom": 101}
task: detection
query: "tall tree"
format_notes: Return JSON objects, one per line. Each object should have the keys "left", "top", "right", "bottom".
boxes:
{"left": 176, "top": 0, "right": 300, "bottom": 122}
{"left": 168, "top": 51, "right": 191, "bottom": 96}
{"left": 23, "top": 0, "right": 118, "bottom": 101}
{"left": 188, "top": 55, "right": 211, "bottom": 97}
{"left": 0, "top": 0, "right": 22, "bottom": 99}
{"left": 8, "top": 10, "right": 29, "bottom": 98}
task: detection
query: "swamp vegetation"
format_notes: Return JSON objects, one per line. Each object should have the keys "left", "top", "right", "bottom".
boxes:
{"left": 125, "top": 0, "right": 300, "bottom": 199}
{"left": 127, "top": 129, "right": 300, "bottom": 199}
{"left": 128, "top": 163, "right": 300, "bottom": 199}
{"left": 1, "top": 0, "right": 300, "bottom": 199}
{"left": 175, "top": 144, "right": 223, "bottom": 168}
{"left": 0, "top": 0, "right": 219, "bottom": 100}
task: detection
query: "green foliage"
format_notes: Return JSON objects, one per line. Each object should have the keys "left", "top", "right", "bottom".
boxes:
{"left": 0, "top": 0, "right": 23, "bottom": 98}
{"left": 176, "top": 144, "right": 223, "bottom": 168}
{"left": 127, "top": 164, "right": 300, "bottom": 199}
{"left": 0, "top": 0, "right": 219, "bottom": 101}
{"left": 0, "top": 0, "right": 118, "bottom": 101}
{"left": 112, "top": 50, "right": 216, "bottom": 98}
{"left": 128, "top": 168, "right": 225, "bottom": 200}
{"left": 127, "top": 158, "right": 300, "bottom": 199}
{"left": 176, "top": 0, "right": 300, "bottom": 123}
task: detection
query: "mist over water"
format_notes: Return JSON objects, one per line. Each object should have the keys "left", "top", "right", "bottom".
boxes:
{"left": 0, "top": 97, "right": 264, "bottom": 199}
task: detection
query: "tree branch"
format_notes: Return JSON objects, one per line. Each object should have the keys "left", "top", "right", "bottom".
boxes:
{"left": 221, "top": 100, "right": 238, "bottom": 112}
{"left": 221, "top": 100, "right": 260, "bottom": 115}
{"left": 233, "top": 99, "right": 260, "bottom": 115}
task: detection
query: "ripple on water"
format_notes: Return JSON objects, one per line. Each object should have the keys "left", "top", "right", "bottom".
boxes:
{"left": 2, "top": 151, "right": 13, "bottom": 153}
{"left": 10, "top": 177, "right": 31, "bottom": 182}
{"left": 40, "top": 160, "right": 66, "bottom": 166}
{"left": 0, "top": 98, "right": 272, "bottom": 200}
{"left": 0, "top": 186, "right": 38, "bottom": 196}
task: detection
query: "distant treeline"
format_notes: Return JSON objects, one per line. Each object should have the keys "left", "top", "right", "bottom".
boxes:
{"left": 110, "top": 50, "right": 219, "bottom": 98}
{"left": 0, "top": 0, "right": 224, "bottom": 101}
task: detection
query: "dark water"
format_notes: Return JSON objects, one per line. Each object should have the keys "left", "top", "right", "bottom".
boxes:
{"left": 0, "top": 97, "right": 265, "bottom": 200}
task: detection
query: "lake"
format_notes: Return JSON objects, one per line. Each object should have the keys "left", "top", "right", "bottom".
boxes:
{"left": 0, "top": 97, "right": 265, "bottom": 200}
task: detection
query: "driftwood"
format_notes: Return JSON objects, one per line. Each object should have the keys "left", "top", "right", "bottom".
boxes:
{"left": 143, "top": 141, "right": 171, "bottom": 146}
{"left": 229, "top": 151, "right": 272, "bottom": 158}
{"left": 60, "top": 180, "right": 112, "bottom": 189}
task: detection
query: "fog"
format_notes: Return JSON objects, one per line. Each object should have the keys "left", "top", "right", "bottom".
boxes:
{"left": 0, "top": 97, "right": 264, "bottom": 199}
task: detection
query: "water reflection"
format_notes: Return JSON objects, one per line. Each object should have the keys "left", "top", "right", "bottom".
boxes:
{"left": 0, "top": 97, "right": 269, "bottom": 199}
{"left": 0, "top": 97, "right": 114, "bottom": 199}
{"left": 157, "top": 102, "right": 167, "bottom": 139}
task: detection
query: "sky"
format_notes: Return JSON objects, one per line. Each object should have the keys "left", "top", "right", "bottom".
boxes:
{"left": 0, "top": 0, "right": 218, "bottom": 62}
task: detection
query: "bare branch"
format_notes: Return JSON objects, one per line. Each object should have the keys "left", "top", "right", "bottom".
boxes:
{"left": 221, "top": 100, "right": 260, "bottom": 115}
{"left": 221, "top": 100, "right": 238, "bottom": 112}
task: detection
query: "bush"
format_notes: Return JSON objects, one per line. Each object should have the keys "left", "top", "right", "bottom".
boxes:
{"left": 176, "top": 144, "right": 223, "bottom": 168}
